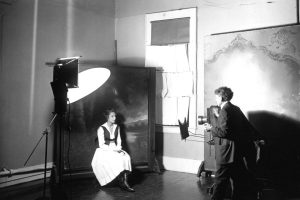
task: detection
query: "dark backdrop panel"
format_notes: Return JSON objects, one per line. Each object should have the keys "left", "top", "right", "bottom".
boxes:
{"left": 63, "top": 66, "right": 155, "bottom": 172}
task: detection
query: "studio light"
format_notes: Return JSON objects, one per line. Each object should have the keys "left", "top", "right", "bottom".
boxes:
{"left": 67, "top": 68, "right": 111, "bottom": 104}
{"left": 51, "top": 56, "right": 79, "bottom": 114}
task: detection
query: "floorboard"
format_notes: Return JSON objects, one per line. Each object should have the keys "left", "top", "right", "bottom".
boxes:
{"left": 1, "top": 170, "right": 300, "bottom": 200}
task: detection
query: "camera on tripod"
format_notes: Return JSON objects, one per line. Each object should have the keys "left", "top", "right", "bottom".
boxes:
{"left": 198, "top": 106, "right": 220, "bottom": 145}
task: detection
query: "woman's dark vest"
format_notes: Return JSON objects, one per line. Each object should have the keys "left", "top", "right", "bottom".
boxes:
{"left": 101, "top": 126, "right": 119, "bottom": 145}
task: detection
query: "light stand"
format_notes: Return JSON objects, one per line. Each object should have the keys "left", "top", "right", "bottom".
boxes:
{"left": 24, "top": 114, "right": 58, "bottom": 200}
{"left": 49, "top": 57, "right": 79, "bottom": 200}
{"left": 50, "top": 80, "right": 69, "bottom": 200}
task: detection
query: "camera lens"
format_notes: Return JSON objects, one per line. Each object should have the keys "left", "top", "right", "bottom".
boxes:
{"left": 198, "top": 116, "right": 208, "bottom": 125}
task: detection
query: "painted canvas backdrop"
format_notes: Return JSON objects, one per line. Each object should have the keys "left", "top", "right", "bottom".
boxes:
{"left": 204, "top": 25, "right": 300, "bottom": 117}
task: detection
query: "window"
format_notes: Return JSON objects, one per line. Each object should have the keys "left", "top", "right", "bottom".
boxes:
{"left": 145, "top": 8, "right": 197, "bottom": 132}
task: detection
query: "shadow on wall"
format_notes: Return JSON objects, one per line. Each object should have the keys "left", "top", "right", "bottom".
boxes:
{"left": 248, "top": 111, "right": 300, "bottom": 195}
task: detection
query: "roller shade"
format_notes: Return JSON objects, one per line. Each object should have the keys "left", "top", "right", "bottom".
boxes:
{"left": 151, "top": 17, "right": 190, "bottom": 45}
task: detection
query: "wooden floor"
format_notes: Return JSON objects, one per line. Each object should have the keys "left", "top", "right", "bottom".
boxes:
{"left": 1, "top": 170, "right": 300, "bottom": 200}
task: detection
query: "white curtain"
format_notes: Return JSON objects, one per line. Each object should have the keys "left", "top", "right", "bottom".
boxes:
{"left": 146, "top": 44, "right": 194, "bottom": 125}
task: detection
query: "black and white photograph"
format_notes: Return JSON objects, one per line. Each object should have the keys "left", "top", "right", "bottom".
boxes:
{"left": 1, "top": 0, "right": 300, "bottom": 200}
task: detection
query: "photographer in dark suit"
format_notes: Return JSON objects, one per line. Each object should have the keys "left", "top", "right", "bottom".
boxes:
{"left": 204, "top": 86, "right": 265, "bottom": 200}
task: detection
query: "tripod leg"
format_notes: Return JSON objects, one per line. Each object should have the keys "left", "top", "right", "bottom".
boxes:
{"left": 24, "top": 134, "right": 45, "bottom": 166}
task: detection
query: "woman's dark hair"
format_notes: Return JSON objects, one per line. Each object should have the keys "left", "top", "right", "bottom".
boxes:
{"left": 103, "top": 108, "right": 116, "bottom": 120}
{"left": 214, "top": 86, "right": 233, "bottom": 101}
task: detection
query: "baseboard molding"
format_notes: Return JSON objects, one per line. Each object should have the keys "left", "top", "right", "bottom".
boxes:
{"left": 159, "top": 156, "right": 202, "bottom": 174}
{"left": 0, "top": 162, "right": 53, "bottom": 188}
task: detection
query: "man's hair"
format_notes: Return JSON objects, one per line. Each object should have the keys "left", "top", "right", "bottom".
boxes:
{"left": 214, "top": 86, "right": 233, "bottom": 101}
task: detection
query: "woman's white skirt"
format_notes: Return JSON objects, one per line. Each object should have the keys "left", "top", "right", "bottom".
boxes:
{"left": 91, "top": 148, "right": 132, "bottom": 186}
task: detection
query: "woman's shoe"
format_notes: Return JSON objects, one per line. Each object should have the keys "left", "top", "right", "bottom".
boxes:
{"left": 119, "top": 171, "right": 135, "bottom": 192}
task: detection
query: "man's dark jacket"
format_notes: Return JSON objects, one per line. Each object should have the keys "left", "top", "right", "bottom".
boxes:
{"left": 211, "top": 102, "right": 262, "bottom": 165}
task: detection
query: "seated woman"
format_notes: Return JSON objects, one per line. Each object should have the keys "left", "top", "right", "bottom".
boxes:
{"left": 91, "top": 108, "right": 134, "bottom": 192}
